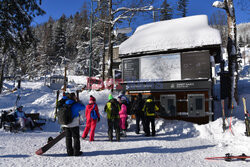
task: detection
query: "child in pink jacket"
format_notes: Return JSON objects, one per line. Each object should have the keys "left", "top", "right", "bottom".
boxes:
{"left": 119, "top": 97, "right": 128, "bottom": 137}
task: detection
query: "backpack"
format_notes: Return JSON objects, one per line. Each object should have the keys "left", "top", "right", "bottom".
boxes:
{"left": 132, "top": 98, "right": 144, "bottom": 114}
{"left": 145, "top": 102, "right": 155, "bottom": 114}
{"left": 57, "top": 98, "right": 66, "bottom": 108}
{"left": 110, "top": 101, "right": 119, "bottom": 118}
{"left": 90, "top": 104, "right": 98, "bottom": 120}
{"left": 57, "top": 103, "right": 75, "bottom": 125}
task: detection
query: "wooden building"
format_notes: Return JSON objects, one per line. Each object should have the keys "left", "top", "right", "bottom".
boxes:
{"left": 119, "top": 15, "right": 222, "bottom": 124}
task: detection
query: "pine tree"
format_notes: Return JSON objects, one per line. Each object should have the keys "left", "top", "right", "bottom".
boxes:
{"left": 246, "top": 35, "right": 250, "bottom": 45}
{"left": 55, "top": 14, "right": 67, "bottom": 65}
{"left": 43, "top": 17, "right": 55, "bottom": 67}
{"left": 0, "top": 0, "right": 45, "bottom": 93}
{"left": 238, "top": 35, "right": 244, "bottom": 46}
{"left": 160, "top": 0, "right": 173, "bottom": 21}
{"left": 177, "top": 0, "right": 189, "bottom": 17}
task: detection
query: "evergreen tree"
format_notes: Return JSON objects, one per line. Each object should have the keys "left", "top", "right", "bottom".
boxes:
{"left": 55, "top": 14, "right": 67, "bottom": 65}
{"left": 160, "top": 0, "right": 173, "bottom": 21}
{"left": 246, "top": 35, "right": 250, "bottom": 45}
{"left": 177, "top": 0, "right": 189, "bottom": 17}
{"left": 0, "top": 0, "right": 45, "bottom": 93}
{"left": 238, "top": 35, "right": 244, "bottom": 46}
{"left": 0, "top": 0, "right": 45, "bottom": 52}
{"left": 43, "top": 17, "right": 55, "bottom": 67}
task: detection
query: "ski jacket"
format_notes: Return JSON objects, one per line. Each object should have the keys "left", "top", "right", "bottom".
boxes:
{"left": 132, "top": 97, "right": 145, "bottom": 115}
{"left": 14, "top": 110, "right": 26, "bottom": 119}
{"left": 119, "top": 103, "right": 127, "bottom": 119}
{"left": 142, "top": 99, "right": 159, "bottom": 117}
{"left": 104, "top": 99, "right": 120, "bottom": 119}
{"left": 85, "top": 103, "right": 100, "bottom": 121}
{"left": 61, "top": 99, "right": 85, "bottom": 128}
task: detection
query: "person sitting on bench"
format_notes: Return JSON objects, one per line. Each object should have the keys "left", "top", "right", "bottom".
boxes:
{"left": 15, "top": 106, "right": 35, "bottom": 131}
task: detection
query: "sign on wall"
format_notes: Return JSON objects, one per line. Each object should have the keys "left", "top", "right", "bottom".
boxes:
{"left": 140, "top": 54, "right": 181, "bottom": 81}
{"left": 122, "top": 50, "right": 210, "bottom": 82}
{"left": 122, "top": 58, "right": 139, "bottom": 81}
{"left": 181, "top": 51, "right": 210, "bottom": 79}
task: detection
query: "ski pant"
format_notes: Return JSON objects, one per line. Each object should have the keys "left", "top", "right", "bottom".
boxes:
{"left": 107, "top": 118, "right": 120, "bottom": 141}
{"left": 135, "top": 114, "right": 146, "bottom": 134}
{"left": 119, "top": 117, "right": 127, "bottom": 130}
{"left": 82, "top": 119, "right": 97, "bottom": 141}
{"left": 145, "top": 116, "right": 155, "bottom": 136}
{"left": 65, "top": 126, "right": 80, "bottom": 156}
{"left": 18, "top": 117, "right": 34, "bottom": 129}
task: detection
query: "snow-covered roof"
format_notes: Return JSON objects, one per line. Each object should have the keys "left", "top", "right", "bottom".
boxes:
{"left": 119, "top": 15, "right": 222, "bottom": 56}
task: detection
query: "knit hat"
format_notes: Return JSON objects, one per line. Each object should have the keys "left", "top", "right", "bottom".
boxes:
{"left": 89, "top": 95, "right": 96, "bottom": 104}
{"left": 108, "top": 94, "right": 113, "bottom": 100}
{"left": 90, "top": 95, "right": 96, "bottom": 101}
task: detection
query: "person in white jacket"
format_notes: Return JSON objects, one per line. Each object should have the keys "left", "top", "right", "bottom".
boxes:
{"left": 61, "top": 93, "right": 85, "bottom": 156}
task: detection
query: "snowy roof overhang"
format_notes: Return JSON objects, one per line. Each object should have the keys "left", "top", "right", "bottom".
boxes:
{"left": 119, "top": 15, "right": 222, "bottom": 57}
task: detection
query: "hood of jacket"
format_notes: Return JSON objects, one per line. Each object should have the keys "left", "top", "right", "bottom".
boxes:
{"left": 65, "top": 99, "right": 75, "bottom": 105}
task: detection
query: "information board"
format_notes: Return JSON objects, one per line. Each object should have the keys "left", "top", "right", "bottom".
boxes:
{"left": 122, "top": 58, "right": 139, "bottom": 81}
{"left": 181, "top": 51, "right": 210, "bottom": 79}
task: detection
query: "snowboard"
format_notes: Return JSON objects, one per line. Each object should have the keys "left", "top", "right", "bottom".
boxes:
{"left": 205, "top": 153, "right": 250, "bottom": 161}
{"left": 35, "top": 131, "right": 66, "bottom": 155}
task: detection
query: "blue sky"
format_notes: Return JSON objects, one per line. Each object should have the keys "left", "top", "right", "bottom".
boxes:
{"left": 33, "top": 0, "right": 250, "bottom": 28}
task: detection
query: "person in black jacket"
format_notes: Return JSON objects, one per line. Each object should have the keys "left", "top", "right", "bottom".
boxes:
{"left": 131, "top": 93, "right": 145, "bottom": 134}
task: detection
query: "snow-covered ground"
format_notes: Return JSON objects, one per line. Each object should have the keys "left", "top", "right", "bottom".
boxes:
{"left": 0, "top": 73, "right": 250, "bottom": 167}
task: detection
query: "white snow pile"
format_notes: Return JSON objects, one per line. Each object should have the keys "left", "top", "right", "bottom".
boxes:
{"left": 119, "top": 15, "right": 222, "bottom": 55}
{"left": 0, "top": 72, "right": 250, "bottom": 166}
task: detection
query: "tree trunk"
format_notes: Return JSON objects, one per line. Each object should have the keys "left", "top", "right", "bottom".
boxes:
{"left": 0, "top": 54, "right": 7, "bottom": 94}
{"left": 102, "top": 23, "right": 106, "bottom": 81}
{"left": 224, "top": 0, "right": 239, "bottom": 108}
{"left": 107, "top": 0, "right": 113, "bottom": 79}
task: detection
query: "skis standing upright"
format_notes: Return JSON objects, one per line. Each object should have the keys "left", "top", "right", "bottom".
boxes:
{"left": 53, "top": 90, "right": 60, "bottom": 122}
{"left": 242, "top": 97, "right": 250, "bottom": 136}
{"left": 228, "top": 102, "right": 234, "bottom": 135}
{"left": 221, "top": 99, "right": 226, "bottom": 132}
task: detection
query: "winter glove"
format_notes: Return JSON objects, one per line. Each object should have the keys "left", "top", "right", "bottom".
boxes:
{"left": 97, "top": 117, "right": 100, "bottom": 122}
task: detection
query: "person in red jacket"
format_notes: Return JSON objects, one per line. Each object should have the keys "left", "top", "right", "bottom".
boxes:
{"left": 81, "top": 95, "right": 100, "bottom": 141}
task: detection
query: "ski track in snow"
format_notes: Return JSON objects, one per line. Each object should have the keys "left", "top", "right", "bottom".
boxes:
{"left": 0, "top": 76, "right": 250, "bottom": 167}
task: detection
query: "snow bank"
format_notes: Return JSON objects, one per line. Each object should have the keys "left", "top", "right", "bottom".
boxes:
{"left": 119, "top": 15, "right": 222, "bottom": 55}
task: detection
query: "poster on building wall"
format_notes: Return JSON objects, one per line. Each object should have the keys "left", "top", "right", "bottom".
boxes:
{"left": 140, "top": 54, "right": 181, "bottom": 81}
{"left": 122, "top": 58, "right": 140, "bottom": 81}
{"left": 181, "top": 50, "right": 210, "bottom": 79}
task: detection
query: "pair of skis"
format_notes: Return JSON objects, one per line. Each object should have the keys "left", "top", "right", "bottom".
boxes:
{"left": 221, "top": 100, "right": 234, "bottom": 135}
{"left": 205, "top": 153, "right": 250, "bottom": 161}
{"left": 242, "top": 97, "right": 250, "bottom": 136}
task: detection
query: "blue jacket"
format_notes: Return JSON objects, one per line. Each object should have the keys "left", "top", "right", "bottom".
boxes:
{"left": 65, "top": 99, "right": 85, "bottom": 118}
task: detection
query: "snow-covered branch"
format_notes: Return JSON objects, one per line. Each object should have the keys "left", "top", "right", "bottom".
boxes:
{"left": 111, "top": 5, "right": 154, "bottom": 25}
{"left": 112, "top": 5, "right": 153, "bottom": 15}
{"left": 212, "top": 1, "right": 226, "bottom": 9}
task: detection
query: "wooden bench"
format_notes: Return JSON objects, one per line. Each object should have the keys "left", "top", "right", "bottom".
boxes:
{"left": 25, "top": 113, "right": 46, "bottom": 129}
